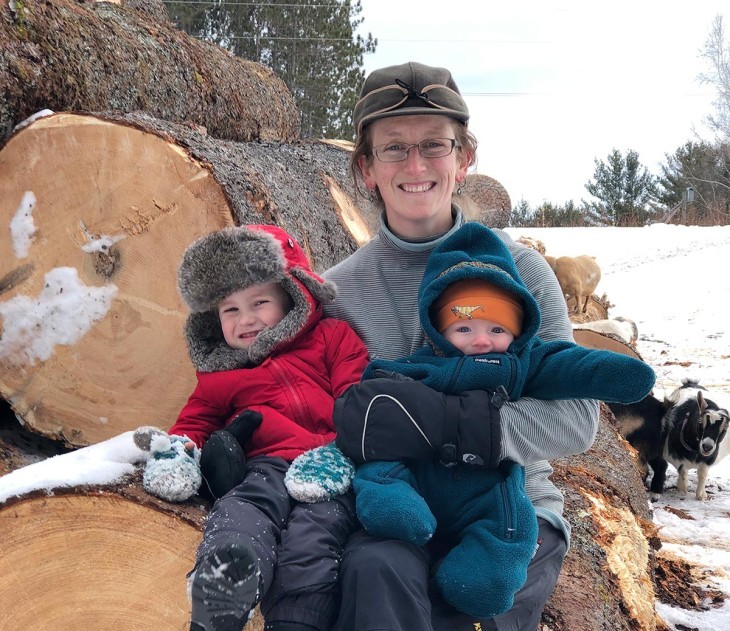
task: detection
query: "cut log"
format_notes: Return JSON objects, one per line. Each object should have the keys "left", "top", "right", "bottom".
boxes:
{"left": 0, "top": 0, "right": 299, "bottom": 142}
{"left": 569, "top": 294, "right": 612, "bottom": 323}
{"left": 0, "top": 402, "right": 70, "bottom": 475}
{"left": 0, "top": 403, "right": 669, "bottom": 630}
{"left": 459, "top": 173, "right": 512, "bottom": 228}
{"left": 0, "top": 112, "right": 371, "bottom": 447}
{"left": 572, "top": 329, "right": 643, "bottom": 360}
{"left": 0, "top": 422, "right": 266, "bottom": 631}
{"left": 0, "top": 483, "right": 206, "bottom": 628}
{"left": 0, "top": 481, "right": 223, "bottom": 630}
{"left": 0, "top": 485, "right": 262, "bottom": 631}
{"left": 542, "top": 405, "right": 667, "bottom": 630}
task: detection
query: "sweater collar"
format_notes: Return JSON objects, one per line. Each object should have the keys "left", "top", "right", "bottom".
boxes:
{"left": 379, "top": 205, "right": 465, "bottom": 253}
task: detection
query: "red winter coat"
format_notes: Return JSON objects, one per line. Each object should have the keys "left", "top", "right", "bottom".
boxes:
{"left": 169, "top": 317, "right": 368, "bottom": 460}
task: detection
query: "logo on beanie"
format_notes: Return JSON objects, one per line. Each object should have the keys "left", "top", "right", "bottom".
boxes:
{"left": 450, "top": 304, "right": 484, "bottom": 320}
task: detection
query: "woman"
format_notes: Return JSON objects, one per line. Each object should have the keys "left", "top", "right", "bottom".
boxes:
{"left": 323, "top": 61, "right": 599, "bottom": 630}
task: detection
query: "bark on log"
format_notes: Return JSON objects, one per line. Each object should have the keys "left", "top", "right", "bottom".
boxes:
{"left": 0, "top": 401, "right": 70, "bottom": 475}
{"left": 542, "top": 405, "right": 667, "bottom": 631}
{"left": 0, "top": 0, "right": 299, "bottom": 142}
{"left": 0, "top": 112, "right": 374, "bottom": 447}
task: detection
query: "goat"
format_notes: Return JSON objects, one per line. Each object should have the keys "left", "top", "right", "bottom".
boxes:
{"left": 544, "top": 255, "right": 601, "bottom": 314}
{"left": 609, "top": 379, "right": 729, "bottom": 501}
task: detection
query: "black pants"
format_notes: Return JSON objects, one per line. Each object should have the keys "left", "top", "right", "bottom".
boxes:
{"left": 333, "top": 517, "right": 567, "bottom": 631}
{"left": 195, "top": 456, "right": 357, "bottom": 631}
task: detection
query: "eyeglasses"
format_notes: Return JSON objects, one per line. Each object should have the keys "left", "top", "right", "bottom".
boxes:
{"left": 370, "top": 138, "right": 461, "bottom": 163}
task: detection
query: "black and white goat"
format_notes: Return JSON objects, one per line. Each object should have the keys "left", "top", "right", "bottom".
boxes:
{"left": 609, "top": 379, "right": 729, "bottom": 501}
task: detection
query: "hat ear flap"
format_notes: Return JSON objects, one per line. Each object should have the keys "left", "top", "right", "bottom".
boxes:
{"left": 289, "top": 268, "right": 337, "bottom": 305}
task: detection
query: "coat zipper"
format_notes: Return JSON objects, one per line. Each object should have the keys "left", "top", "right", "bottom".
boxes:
{"left": 271, "top": 360, "right": 308, "bottom": 425}
{"left": 385, "top": 463, "right": 407, "bottom": 479}
{"left": 501, "top": 479, "right": 516, "bottom": 540}
{"left": 444, "top": 355, "right": 466, "bottom": 393}
{"left": 506, "top": 354, "right": 517, "bottom": 397}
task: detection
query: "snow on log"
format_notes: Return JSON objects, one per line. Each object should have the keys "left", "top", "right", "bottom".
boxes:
{"left": 0, "top": 112, "right": 372, "bottom": 447}
{"left": 0, "top": 0, "right": 299, "bottom": 142}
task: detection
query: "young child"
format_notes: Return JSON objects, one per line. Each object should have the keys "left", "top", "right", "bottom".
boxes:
{"left": 141, "top": 224, "right": 369, "bottom": 631}
{"left": 332, "top": 221, "right": 656, "bottom": 619}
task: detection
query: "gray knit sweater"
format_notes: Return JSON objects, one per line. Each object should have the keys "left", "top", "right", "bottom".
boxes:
{"left": 324, "top": 209, "right": 599, "bottom": 540}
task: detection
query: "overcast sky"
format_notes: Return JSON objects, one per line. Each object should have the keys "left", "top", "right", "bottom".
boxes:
{"left": 357, "top": 1, "right": 726, "bottom": 208}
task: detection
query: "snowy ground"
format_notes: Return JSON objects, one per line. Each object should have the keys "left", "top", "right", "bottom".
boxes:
{"left": 507, "top": 225, "right": 730, "bottom": 631}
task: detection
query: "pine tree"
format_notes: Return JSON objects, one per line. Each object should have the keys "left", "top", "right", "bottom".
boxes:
{"left": 509, "top": 199, "right": 533, "bottom": 227}
{"left": 585, "top": 149, "right": 656, "bottom": 226}
{"left": 655, "top": 141, "right": 730, "bottom": 224}
{"left": 163, "top": 1, "right": 377, "bottom": 139}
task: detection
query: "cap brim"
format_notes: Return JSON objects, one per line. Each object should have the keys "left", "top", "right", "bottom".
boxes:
{"left": 358, "top": 106, "right": 469, "bottom": 134}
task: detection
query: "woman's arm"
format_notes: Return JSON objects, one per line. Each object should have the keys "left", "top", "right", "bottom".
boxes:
{"left": 498, "top": 397, "right": 598, "bottom": 464}
{"left": 497, "top": 234, "right": 599, "bottom": 464}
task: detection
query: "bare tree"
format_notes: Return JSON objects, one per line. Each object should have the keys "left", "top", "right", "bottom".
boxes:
{"left": 699, "top": 15, "right": 730, "bottom": 142}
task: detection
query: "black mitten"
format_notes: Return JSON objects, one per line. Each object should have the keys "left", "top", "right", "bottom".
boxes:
{"left": 226, "top": 410, "right": 263, "bottom": 447}
{"left": 199, "top": 410, "right": 263, "bottom": 500}
{"left": 200, "top": 431, "right": 247, "bottom": 500}
{"left": 334, "top": 378, "right": 504, "bottom": 468}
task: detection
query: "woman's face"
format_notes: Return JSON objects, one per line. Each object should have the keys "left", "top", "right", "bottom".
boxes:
{"left": 359, "top": 115, "right": 470, "bottom": 239}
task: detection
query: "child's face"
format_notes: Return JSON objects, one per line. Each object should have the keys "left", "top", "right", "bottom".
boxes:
{"left": 218, "top": 282, "right": 290, "bottom": 350}
{"left": 442, "top": 318, "right": 515, "bottom": 355}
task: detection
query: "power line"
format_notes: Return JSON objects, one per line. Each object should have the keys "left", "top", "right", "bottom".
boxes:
{"left": 165, "top": 1, "right": 348, "bottom": 6}
{"left": 220, "top": 35, "right": 356, "bottom": 40}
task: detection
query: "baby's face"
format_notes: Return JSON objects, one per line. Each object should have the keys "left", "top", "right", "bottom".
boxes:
{"left": 442, "top": 318, "right": 515, "bottom": 355}
{"left": 218, "top": 282, "right": 289, "bottom": 350}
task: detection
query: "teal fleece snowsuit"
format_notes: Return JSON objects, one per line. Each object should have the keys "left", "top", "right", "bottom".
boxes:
{"left": 353, "top": 222, "right": 656, "bottom": 618}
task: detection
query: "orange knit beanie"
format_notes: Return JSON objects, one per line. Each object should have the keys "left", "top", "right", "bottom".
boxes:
{"left": 432, "top": 278, "right": 524, "bottom": 337}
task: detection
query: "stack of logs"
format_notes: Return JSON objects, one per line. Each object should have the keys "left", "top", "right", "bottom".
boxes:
{"left": 0, "top": 1, "right": 668, "bottom": 629}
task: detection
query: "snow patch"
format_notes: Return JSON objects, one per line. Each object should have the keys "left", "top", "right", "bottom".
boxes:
{"left": 10, "top": 191, "right": 37, "bottom": 259}
{"left": 79, "top": 220, "right": 126, "bottom": 253}
{"left": 0, "top": 267, "right": 118, "bottom": 365}
{"left": 0, "top": 431, "right": 149, "bottom": 504}
{"left": 12, "top": 109, "right": 55, "bottom": 133}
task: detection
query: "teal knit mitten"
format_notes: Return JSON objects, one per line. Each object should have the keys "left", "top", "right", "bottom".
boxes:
{"left": 134, "top": 427, "right": 202, "bottom": 503}
{"left": 284, "top": 442, "right": 355, "bottom": 503}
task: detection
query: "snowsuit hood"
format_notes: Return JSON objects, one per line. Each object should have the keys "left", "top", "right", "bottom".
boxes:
{"left": 419, "top": 222, "right": 541, "bottom": 356}
{"left": 178, "top": 224, "right": 336, "bottom": 372}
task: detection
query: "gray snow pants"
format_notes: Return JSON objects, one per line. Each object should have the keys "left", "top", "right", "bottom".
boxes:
{"left": 333, "top": 517, "right": 567, "bottom": 631}
{"left": 194, "top": 455, "right": 357, "bottom": 630}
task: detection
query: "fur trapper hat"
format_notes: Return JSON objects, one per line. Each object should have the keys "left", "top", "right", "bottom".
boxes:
{"left": 178, "top": 225, "right": 336, "bottom": 372}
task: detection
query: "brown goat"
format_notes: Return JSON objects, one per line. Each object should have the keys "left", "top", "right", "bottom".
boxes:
{"left": 544, "top": 255, "right": 601, "bottom": 314}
